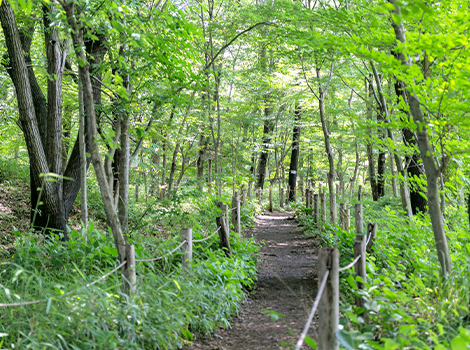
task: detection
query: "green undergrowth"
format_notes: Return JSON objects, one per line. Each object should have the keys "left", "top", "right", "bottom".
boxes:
{"left": 0, "top": 193, "right": 260, "bottom": 349}
{"left": 299, "top": 196, "right": 470, "bottom": 350}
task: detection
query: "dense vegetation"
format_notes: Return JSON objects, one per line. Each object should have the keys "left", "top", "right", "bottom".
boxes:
{"left": 1, "top": 0, "right": 470, "bottom": 348}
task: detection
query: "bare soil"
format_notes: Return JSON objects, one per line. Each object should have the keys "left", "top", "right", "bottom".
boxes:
{"left": 186, "top": 211, "right": 320, "bottom": 350}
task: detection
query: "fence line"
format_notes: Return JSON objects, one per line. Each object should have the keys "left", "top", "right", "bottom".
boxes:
{"left": 0, "top": 261, "right": 127, "bottom": 308}
{"left": 1, "top": 192, "right": 245, "bottom": 308}
{"left": 338, "top": 255, "right": 361, "bottom": 272}
{"left": 295, "top": 198, "right": 377, "bottom": 349}
{"left": 295, "top": 270, "right": 330, "bottom": 350}
{"left": 135, "top": 241, "right": 187, "bottom": 263}
{"left": 192, "top": 226, "right": 221, "bottom": 243}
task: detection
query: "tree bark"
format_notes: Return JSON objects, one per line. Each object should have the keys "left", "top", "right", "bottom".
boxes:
{"left": 0, "top": 0, "right": 66, "bottom": 235}
{"left": 366, "top": 77, "right": 378, "bottom": 201}
{"left": 79, "top": 77, "right": 88, "bottom": 230}
{"left": 288, "top": 104, "right": 301, "bottom": 202}
{"left": 256, "top": 110, "right": 274, "bottom": 190}
{"left": 316, "top": 66, "right": 336, "bottom": 224}
{"left": 370, "top": 61, "right": 413, "bottom": 217}
{"left": 388, "top": 0, "right": 452, "bottom": 276}
{"left": 394, "top": 79, "right": 427, "bottom": 214}
{"left": 63, "top": 1, "right": 127, "bottom": 261}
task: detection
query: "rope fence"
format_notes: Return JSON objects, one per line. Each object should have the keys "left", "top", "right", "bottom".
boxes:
{"left": 294, "top": 201, "right": 377, "bottom": 349}
{"left": 0, "top": 193, "right": 245, "bottom": 308}
{"left": 135, "top": 241, "right": 187, "bottom": 263}
{"left": 338, "top": 255, "right": 361, "bottom": 272}
{"left": 0, "top": 261, "right": 127, "bottom": 308}
{"left": 295, "top": 270, "right": 330, "bottom": 350}
{"left": 192, "top": 226, "right": 221, "bottom": 243}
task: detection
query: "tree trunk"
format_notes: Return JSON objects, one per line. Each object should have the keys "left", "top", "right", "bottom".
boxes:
{"left": 79, "top": 77, "right": 88, "bottom": 230}
{"left": 63, "top": 1, "right": 127, "bottom": 261}
{"left": 388, "top": 0, "right": 452, "bottom": 276}
{"left": 317, "top": 71, "right": 336, "bottom": 224}
{"left": 366, "top": 77, "right": 378, "bottom": 201}
{"left": 390, "top": 153, "right": 398, "bottom": 197}
{"left": 288, "top": 104, "right": 301, "bottom": 202}
{"left": 370, "top": 61, "right": 413, "bottom": 217}
{"left": 0, "top": 0, "right": 67, "bottom": 235}
{"left": 376, "top": 109, "right": 386, "bottom": 198}
{"left": 256, "top": 110, "right": 274, "bottom": 190}
{"left": 394, "top": 79, "right": 427, "bottom": 214}
{"left": 196, "top": 134, "right": 206, "bottom": 191}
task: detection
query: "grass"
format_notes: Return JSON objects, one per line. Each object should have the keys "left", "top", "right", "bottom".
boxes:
{"left": 299, "top": 192, "right": 470, "bottom": 349}
{"left": 0, "top": 158, "right": 261, "bottom": 349}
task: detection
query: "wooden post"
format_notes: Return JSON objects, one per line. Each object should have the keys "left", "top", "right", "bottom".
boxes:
{"left": 232, "top": 191, "right": 238, "bottom": 229}
{"left": 321, "top": 193, "right": 327, "bottom": 223}
{"left": 344, "top": 209, "right": 350, "bottom": 232}
{"left": 248, "top": 181, "right": 253, "bottom": 200}
{"left": 358, "top": 185, "right": 362, "bottom": 201}
{"left": 123, "top": 244, "right": 136, "bottom": 295}
{"left": 181, "top": 228, "right": 192, "bottom": 271}
{"left": 236, "top": 192, "right": 241, "bottom": 236}
{"left": 216, "top": 202, "right": 232, "bottom": 257}
{"left": 280, "top": 187, "right": 284, "bottom": 208}
{"left": 318, "top": 248, "right": 339, "bottom": 350}
{"left": 366, "top": 222, "right": 377, "bottom": 253}
{"left": 269, "top": 186, "right": 273, "bottom": 212}
{"left": 339, "top": 203, "right": 346, "bottom": 227}
{"left": 355, "top": 203, "right": 363, "bottom": 235}
{"left": 354, "top": 235, "right": 368, "bottom": 322}
{"left": 306, "top": 188, "right": 310, "bottom": 208}
{"left": 314, "top": 194, "right": 319, "bottom": 224}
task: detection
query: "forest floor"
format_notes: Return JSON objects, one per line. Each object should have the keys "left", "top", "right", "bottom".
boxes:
{"left": 185, "top": 211, "right": 320, "bottom": 350}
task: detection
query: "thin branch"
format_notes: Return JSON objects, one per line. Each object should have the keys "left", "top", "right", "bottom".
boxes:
{"left": 203, "top": 22, "right": 274, "bottom": 70}
{"left": 323, "top": 60, "right": 335, "bottom": 94}
{"left": 300, "top": 56, "right": 320, "bottom": 100}
{"left": 130, "top": 120, "right": 154, "bottom": 162}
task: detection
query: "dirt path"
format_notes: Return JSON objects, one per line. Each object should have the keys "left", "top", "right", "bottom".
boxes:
{"left": 186, "top": 211, "right": 320, "bottom": 350}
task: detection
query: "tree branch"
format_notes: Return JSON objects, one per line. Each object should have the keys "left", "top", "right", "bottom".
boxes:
{"left": 204, "top": 22, "right": 274, "bottom": 70}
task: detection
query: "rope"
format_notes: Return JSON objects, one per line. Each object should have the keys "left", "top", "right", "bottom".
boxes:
{"left": 295, "top": 269, "right": 330, "bottom": 350}
{"left": 338, "top": 225, "right": 374, "bottom": 273}
{"left": 135, "top": 241, "right": 186, "bottom": 263}
{"left": 0, "top": 261, "right": 127, "bottom": 308}
{"left": 338, "top": 255, "right": 361, "bottom": 272}
{"left": 192, "top": 227, "right": 221, "bottom": 243}
{"left": 366, "top": 229, "right": 372, "bottom": 247}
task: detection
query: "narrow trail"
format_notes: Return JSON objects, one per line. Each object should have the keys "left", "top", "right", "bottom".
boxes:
{"left": 187, "top": 211, "right": 320, "bottom": 350}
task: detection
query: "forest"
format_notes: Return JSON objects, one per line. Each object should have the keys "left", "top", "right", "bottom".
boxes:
{"left": 0, "top": 0, "right": 470, "bottom": 348}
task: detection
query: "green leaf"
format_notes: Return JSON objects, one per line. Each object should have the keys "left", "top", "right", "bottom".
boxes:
{"left": 304, "top": 336, "right": 317, "bottom": 348}
{"left": 465, "top": 243, "right": 470, "bottom": 255}
{"left": 336, "top": 330, "right": 355, "bottom": 350}
{"left": 371, "top": 18, "right": 379, "bottom": 29}
{"left": 46, "top": 298, "right": 52, "bottom": 314}
{"left": 347, "top": 274, "right": 357, "bottom": 289}
{"left": 391, "top": 13, "right": 401, "bottom": 25}
{"left": 451, "top": 336, "right": 467, "bottom": 350}
{"left": 261, "top": 309, "right": 286, "bottom": 322}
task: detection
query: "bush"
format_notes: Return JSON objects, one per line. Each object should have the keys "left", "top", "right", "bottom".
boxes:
{"left": 0, "top": 206, "right": 259, "bottom": 349}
